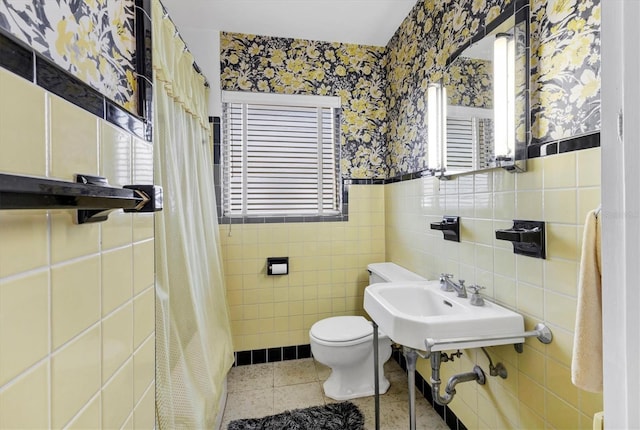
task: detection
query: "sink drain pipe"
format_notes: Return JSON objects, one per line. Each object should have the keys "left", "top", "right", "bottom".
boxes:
{"left": 403, "top": 347, "right": 486, "bottom": 430}
{"left": 430, "top": 352, "right": 486, "bottom": 405}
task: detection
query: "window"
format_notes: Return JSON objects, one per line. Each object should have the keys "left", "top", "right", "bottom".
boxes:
{"left": 221, "top": 91, "right": 341, "bottom": 218}
{"left": 446, "top": 116, "right": 493, "bottom": 171}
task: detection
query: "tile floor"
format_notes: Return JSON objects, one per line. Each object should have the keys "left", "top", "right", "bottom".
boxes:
{"left": 221, "top": 357, "right": 449, "bottom": 430}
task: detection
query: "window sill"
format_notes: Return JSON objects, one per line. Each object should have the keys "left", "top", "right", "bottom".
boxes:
{"left": 218, "top": 213, "right": 348, "bottom": 225}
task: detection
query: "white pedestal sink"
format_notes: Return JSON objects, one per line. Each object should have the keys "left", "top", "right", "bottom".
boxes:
{"left": 364, "top": 280, "right": 525, "bottom": 352}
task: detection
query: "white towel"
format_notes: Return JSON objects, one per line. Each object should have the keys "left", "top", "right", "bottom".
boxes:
{"left": 571, "top": 208, "right": 602, "bottom": 392}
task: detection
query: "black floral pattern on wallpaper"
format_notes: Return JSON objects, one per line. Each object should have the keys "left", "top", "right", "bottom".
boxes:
{"left": 530, "top": 0, "right": 600, "bottom": 144}
{"left": 220, "top": 0, "right": 600, "bottom": 179}
{"left": 385, "top": 0, "right": 514, "bottom": 177}
{"left": 220, "top": 32, "right": 388, "bottom": 179}
{"left": 0, "top": 0, "right": 137, "bottom": 113}
{"left": 444, "top": 57, "right": 493, "bottom": 109}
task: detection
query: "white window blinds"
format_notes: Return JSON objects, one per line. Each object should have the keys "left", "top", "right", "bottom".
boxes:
{"left": 446, "top": 116, "right": 493, "bottom": 171}
{"left": 222, "top": 91, "right": 341, "bottom": 217}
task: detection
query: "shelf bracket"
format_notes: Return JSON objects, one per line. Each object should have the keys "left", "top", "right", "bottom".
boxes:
{"left": 430, "top": 216, "right": 460, "bottom": 242}
{"left": 495, "top": 220, "right": 545, "bottom": 259}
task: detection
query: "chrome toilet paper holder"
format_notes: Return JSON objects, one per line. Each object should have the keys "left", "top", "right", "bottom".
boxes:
{"left": 267, "top": 257, "right": 289, "bottom": 275}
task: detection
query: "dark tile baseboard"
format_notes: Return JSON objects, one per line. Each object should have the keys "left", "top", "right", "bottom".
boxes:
{"left": 233, "top": 344, "right": 312, "bottom": 367}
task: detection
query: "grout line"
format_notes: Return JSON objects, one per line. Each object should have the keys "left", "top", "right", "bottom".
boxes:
{"left": 132, "top": 379, "right": 155, "bottom": 417}
{"left": 46, "top": 208, "right": 53, "bottom": 429}
{"left": 61, "top": 389, "right": 101, "bottom": 430}
{"left": 0, "top": 265, "right": 50, "bottom": 287}
{"left": 0, "top": 355, "right": 50, "bottom": 394}
{"left": 48, "top": 250, "right": 102, "bottom": 271}
{"left": 50, "top": 320, "right": 101, "bottom": 355}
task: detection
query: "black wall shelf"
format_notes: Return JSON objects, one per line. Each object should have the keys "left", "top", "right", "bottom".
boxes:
{"left": 430, "top": 216, "right": 460, "bottom": 242}
{"left": 495, "top": 220, "right": 545, "bottom": 259}
{"left": 0, "top": 173, "right": 162, "bottom": 224}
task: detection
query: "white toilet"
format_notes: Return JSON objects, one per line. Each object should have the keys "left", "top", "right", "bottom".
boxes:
{"left": 309, "top": 262, "right": 426, "bottom": 400}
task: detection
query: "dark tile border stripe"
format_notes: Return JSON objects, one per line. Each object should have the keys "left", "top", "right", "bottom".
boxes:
{"left": 0, "top": 21, "right": 151, "bottom": 142}
{"left": 385, "top": 132, "right": 601, "bottom": 185}
{"left": 134, "top": 0, "right": 153, "bottom": 131}
{"left": 106, "top": 101, "right": 147, "bottom": 141}
{"left": 528, "top": 131, "right": 600, "bottom": 159}
{"left": 232, "top": 344, "right": 313, "bottom": 367}
{"left": 216, "top": 176, "right": 354, "bottom": 225}
{"left": 0, "top": 30, "right": 33, "bottom": 81}
{"left": 36, "top": 56, "right": 105, "bottom": 118}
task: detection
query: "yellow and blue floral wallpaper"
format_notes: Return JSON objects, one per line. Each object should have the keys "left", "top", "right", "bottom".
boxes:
{"left": 220, "top": 32, "right": 388, "bottom": 179}
{"left": 530, "top": 0, "right": 600, "bottom": 143}
{"left": 444, "top": 57, "right": 493, "bottom": 109}
{"left": 386, "top": 0, "right": 600, "bottom": 175}
{"left": 0, "top": 0, "right": 137, "bottom": 113}
{"left": 385, "top": 0, "right": 514, "bottom": 176}
{"left": 220, "top": 0, "right": 600, "bottom": 179}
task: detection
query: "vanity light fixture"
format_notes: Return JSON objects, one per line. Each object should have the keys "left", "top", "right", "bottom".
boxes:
{"left": 427, "top": 82, "right": 447, "bottom": 175}
{"left": 493, "top": 32, "right": 515, "bottom": 165}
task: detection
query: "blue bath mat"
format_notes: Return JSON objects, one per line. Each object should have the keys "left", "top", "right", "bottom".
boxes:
{"left": 227, "top": 401, "right": 364, "bottom": 430}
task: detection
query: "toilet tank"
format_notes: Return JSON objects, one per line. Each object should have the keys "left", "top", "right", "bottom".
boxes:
{"left": 367, "top": 262, "right": 426, "bottom": 285}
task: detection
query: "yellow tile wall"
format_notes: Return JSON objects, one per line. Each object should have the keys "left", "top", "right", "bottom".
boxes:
{"left": 0, "top": 68, "right": 155, "bottom": 428}
{"left": 386, "top": 148, "right": 602, "bottom": 429}
{"left": 219, "top": 184, "right": 386, "bottom": 351}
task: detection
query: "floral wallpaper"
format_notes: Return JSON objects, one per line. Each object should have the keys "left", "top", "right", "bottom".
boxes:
{"left": 385, "top": 0, "right": 514, "bottom": 177}
{"left": 530, "top": 0, "right": 600, "bottom": 143}
{"left": 219, "top": 0, "right": 600, "bottom": 179}
{"left": 220, "top": 32, "right": 388, "bottom": 179}
{"left": 0, "top": 0, "right": 137, "bottom": 113}
{"left": 385, "top": 0, "right": 600, "bottom": 176}
{"left": 444, "top": 57, "right": 493, "bottom": 109}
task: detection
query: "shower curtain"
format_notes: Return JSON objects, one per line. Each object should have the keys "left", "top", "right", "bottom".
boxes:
{"left": 152, "top": 1, "right": 234, "bottom": 427}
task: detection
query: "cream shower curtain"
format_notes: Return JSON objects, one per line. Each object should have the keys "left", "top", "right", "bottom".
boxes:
{"left": 152, "top": 1, "right": 234, "bottom": 427}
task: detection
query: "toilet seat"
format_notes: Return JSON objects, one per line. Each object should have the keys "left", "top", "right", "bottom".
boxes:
{"left": 310, "top": 316, "right": 387, "bottom": 347}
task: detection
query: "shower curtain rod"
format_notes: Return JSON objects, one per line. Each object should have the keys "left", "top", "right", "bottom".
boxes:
{"left": 160, "top": 3, "right": 210, "bottom": 87}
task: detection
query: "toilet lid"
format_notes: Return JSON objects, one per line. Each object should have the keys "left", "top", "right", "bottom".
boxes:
{"left": 310, "top": 316, "right": 372, "bottom": 342}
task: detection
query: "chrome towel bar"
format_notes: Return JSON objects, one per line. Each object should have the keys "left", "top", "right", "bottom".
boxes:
{"left": 424, "top": 322, "right": 553, "bottom": 355}
{"left": 0, "top": 173, "right": 163, "bottom": 224}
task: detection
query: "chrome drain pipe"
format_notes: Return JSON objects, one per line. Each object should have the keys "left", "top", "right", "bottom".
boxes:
{"left": 430, "top": 352, "right": 486, "bottom": 405}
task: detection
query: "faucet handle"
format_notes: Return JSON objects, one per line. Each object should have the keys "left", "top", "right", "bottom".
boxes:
{"left": 468, "top": 285, "right": 485, "bottom": 306}
{"left": 468, "top": 284, "right": 484, "bottom": 294}
{"left": 458, "top": 279, "right": 466, "bottom": 286}
{"left": 440, "top": 273, "right": 453, "bottom": 280}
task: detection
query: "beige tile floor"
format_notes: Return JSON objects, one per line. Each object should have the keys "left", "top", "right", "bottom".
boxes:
{"left": 221, "top": 357, "right": 449, "bottom": 430}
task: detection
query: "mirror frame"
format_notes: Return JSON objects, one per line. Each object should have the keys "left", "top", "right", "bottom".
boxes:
{"left": 436, "top": 1, "right": 530, "bottom": 178}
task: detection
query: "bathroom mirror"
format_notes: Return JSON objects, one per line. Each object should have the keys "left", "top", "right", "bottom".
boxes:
{"left": 439, "top": 6, "right": 529, "bottom": 176}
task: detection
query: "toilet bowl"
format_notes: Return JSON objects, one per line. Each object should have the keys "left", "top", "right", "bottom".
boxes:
{"left": 309, "top": 262, "right": 426, "bottom": 400}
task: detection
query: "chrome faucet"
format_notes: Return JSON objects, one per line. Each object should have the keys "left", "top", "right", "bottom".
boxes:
{"left": 439, "top": 273, "right": 467, "bottom": 298}
{"left": 439, "top": 273, "right": 454, "bottom": 291}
